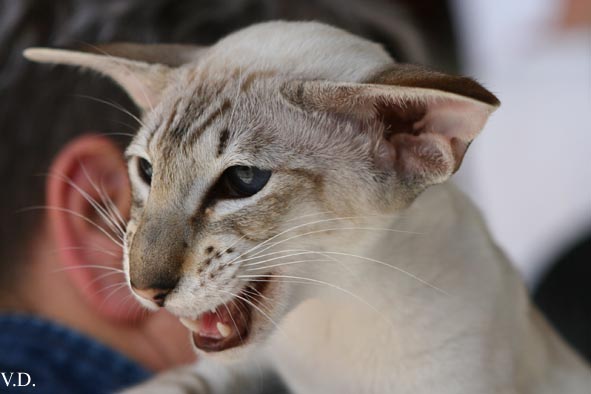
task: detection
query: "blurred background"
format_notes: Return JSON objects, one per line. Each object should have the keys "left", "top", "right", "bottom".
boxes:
{"left": 381, "top": 4, "right": 591, "bottom": 353}
{"left": 451, "top": 0, "right": 591, "bottom": 360}
{"left": 452, "top": 0, "right": 591, "bottom": 286}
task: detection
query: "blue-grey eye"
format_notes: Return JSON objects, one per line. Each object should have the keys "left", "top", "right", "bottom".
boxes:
{"left": 224, "top": 166, "right": 271, "bottom": 197}
{"left": 138, "top": 157, "right": 153, "bottom": 185}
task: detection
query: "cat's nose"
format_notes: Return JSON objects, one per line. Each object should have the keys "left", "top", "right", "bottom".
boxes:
{"left": 131, "top": 281, "right": 177, "bottom": 307}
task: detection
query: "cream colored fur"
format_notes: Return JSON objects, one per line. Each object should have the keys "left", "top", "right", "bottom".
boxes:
{"left": 25, "top": 21, "right": 591, "bottom": 393}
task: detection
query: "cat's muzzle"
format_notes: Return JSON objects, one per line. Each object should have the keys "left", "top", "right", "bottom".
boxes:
{"left": 179, "top": 280, "right": 270, "bottom": 352}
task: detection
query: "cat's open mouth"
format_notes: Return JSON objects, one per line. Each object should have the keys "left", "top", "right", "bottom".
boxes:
{"left": 179, "top": 280, "right": 269, "bottom": 352}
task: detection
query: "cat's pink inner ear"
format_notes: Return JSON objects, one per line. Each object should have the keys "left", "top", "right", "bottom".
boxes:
{"left": 373, "top": 91, "right": 496, "bottom": 185}
{"left": 282, "top": 78, "right": 497, "bottom": 186}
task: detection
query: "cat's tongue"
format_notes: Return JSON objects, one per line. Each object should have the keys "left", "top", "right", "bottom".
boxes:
{"left": 181, "top": 309, "right": 232, "bottom": 339}
{"left": 198, "top": 309, "right": 231, "bottom": 338}
{"left": 180, "top": 302, "right": 250, "bottom": 352}
{"left": 178, "top": 282, "right": 268, "bottom": 352}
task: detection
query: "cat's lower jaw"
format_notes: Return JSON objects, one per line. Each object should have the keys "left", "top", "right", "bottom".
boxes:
{"left": 179, "top": 279, "right": 271, "bottom": 352}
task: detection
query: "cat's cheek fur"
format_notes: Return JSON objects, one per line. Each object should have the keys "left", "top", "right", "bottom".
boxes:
{"left": 162, "top": 266, "right": 293, "bottom": 359}
{"left": 202, "top": 280, "right": 290, "bottom": 360}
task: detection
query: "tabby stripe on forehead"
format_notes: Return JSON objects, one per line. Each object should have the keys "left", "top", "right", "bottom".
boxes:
{"left": 217, "top": 128, "right": 230, "bottom": 157}
{"left": 147, "top": 97, "right": 181, "bottom": 150}
{"left": 187, "top": 99, "right": 231, "bottom": 145}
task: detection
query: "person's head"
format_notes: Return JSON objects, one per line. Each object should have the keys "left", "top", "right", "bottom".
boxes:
{"left": 0, "top": 0, "right": 437, "bottom": 370}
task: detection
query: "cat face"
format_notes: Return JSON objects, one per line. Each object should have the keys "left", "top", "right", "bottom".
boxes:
{"left": 25, "top": 21, "right": 498, "bottom": 354}
{"left": 123, "top": 72, "right": 392, "bottom": 353}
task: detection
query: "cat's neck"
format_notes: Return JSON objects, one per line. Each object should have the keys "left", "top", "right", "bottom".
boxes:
{"left": 272, "top": 183, "right": 590, "bottom": 393}
{"left": 302, "top": 182, "right": 520, "bottom": 305}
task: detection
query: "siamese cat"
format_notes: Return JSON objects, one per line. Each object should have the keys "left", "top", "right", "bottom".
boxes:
{"left": 25, "top": 21, "right": 591, "bottom": 393}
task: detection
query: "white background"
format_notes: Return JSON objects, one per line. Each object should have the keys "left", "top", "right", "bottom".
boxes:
{"left": 452, "top": 0, "right": 591, "bottom": 285}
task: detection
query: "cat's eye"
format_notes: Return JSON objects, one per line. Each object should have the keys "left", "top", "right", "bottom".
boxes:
{"left": 223, "top": 166, "right": 271, "bottom": 198}
{"left": 138, "top": 158, "right": 153, "bottom": 185}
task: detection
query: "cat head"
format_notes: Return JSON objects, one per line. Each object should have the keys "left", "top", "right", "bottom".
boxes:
{"left": 25, "top": 21, "right": 498, "bottom": 355}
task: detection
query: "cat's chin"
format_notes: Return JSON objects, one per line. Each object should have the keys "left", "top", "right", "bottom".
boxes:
{"left": 179, "top": 279, "right": 272, "bottom": 353}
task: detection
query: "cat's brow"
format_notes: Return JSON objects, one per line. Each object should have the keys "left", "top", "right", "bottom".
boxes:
{"left": 146, "top": 97, "right": 181, "bottom": 152}
{"left": 186, "top": 99, "right": 231, "bottom": 146}
{"left": 147, "top": 69, "right": 279, "bottom": 161}
{"left": 149, "top": 76, "right": 237, "bottom": 153}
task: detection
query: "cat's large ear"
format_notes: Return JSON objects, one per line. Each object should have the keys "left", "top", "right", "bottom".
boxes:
{"left": 282, "top": 64, "right": 499, "bottom": 190}
{"left": 24, "top": 43, "right": 205, "bottom": 111}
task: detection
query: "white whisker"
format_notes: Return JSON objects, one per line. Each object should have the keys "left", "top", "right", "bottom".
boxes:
{"left": 240, "top": 278, "right": 326, "bottom": 287}
{"left": 232, "top": 249, "right": 308, "bottom": 265}
{"left": 246, "top": 259, "right": 333, "bottom": 272}
{"left": 98, "top": 282, "right": 130, "bottom": 311}
{"left": 18, "top": 205, "right": 124, "bottom": 248}
{"left": 78, "top": 164, "right": 127, "bottom": 237}
{"left": 97, "top": 175, "right": 127, "bottom": 229}
{"left": 238, "top": 274, "right": 394, "bottom": 329}
{"left": 234, "top": 249, "right": 351, "bottom": 277}
{"left": 52, "top": 264, "right": 124, "bottom": 274}
{"left": 228, "top": 216, "right": 378, "bottom": 266}
{"left": 45, "top": 245, "right": 120, "bottom": 258}
{"left": 244, "top": 247, "right": 445, "bottom": 295}
{"left": 216, "top": 295, "right": 244, "bottom": 345}
{"left": 241, "top": 287, "right": 271, "bottom": 305}
{"left": 74, "top": 94, "right": 146, "bottom": 129}
{"left": 95, "top": 281, "right": 129, "bottom": 295}
{"left": 83, "top": 44, "right": 155, "bottom": 113}
{"left": 46, "top": 172, "right": 125, "bottom": 239}
{"left": 241, "top": 250, "right": 326, "bottom": 267}
{"left": 219, "top": 289, "right": 287, "bottom": 339}
{"left": 100, "top": 132, "right": 136, "bottom": 138}
{"left": 221, "top": 234, "right": 248, "bottom": 256}
{"left": 83, "top": 270, "right": 125, "bottom": 291}
{"left": 285, "top": 211, "right": 333, "bottom": 223}
{"left": 250, "top": 226, "right": 422, "bottom": 261}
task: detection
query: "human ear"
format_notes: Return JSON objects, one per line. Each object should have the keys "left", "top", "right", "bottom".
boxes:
{"left": 46, "top": 134, "right": 138, "bottom": 323}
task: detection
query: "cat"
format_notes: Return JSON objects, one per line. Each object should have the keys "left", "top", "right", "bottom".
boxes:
{"left": 25, "top": 21, "right": 591, "bottom": 393}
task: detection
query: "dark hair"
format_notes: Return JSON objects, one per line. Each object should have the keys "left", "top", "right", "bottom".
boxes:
{"left": 0, "top": 0, "right": 454, "bottom": 290}
{"left": 534, "top": 231, "right": 591, "bottom": 363}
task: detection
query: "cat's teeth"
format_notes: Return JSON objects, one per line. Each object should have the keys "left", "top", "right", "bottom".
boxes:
{"left": 210, "top": 307, "right": 216, "bottom": 314}
{"left": 216, "top": 322, "right": 232, "bottom": 338}
{"left": 180, "top": 318, "right": 201, "bottom": 332}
